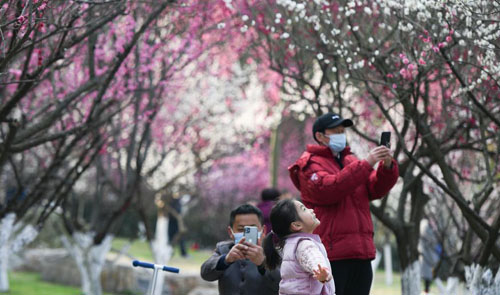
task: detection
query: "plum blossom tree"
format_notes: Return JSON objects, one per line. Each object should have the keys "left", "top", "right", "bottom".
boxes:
{"left": 0, "top": 0, "right": 257, "bottom": 293}
{"left": 221, "top": 0, "right": 500, "bottom": 294}
{"left": 48, "top": 1, "right": 281, "bottom": 294}
{"left": 0, "top": 0, "right": 184, "bottom": 292}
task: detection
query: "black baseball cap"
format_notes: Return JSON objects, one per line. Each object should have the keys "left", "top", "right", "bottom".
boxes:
{"left": 312, "top": 112, "right": 353, "bottom": 141}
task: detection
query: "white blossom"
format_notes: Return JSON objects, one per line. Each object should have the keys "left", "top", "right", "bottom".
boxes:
{"left": 223, "top": 0, "right": 233, "bottom": 10}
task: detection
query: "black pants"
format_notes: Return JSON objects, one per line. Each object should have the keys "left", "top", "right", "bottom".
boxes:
{"left": 330, "top": 259, "right": 373, "bottom": 295}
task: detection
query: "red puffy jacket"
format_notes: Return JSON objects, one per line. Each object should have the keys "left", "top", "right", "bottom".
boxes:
{"left": 288, "top": 145, "right": 399, "bottom": 261}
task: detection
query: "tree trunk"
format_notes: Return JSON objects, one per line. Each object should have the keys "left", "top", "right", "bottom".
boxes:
{"left": 435, "top": 277, "right": 459, "bottom": 294}
{"left": 371, "top": 249, "right": 381, "bottom": 290}
{"left": 150, "top": 212, "right": 173, "bottom": 295}
{"left": 61, "top": 232, "right": 113, "bottom": 295}
{"left": 0, "top": 213, "right": 15, "bottom": 292}
{"left": 0, "top": 213, "right": 38, "bottom": 292}
{"left": 0, "top": 241, "right": 8, "bottom": 293}
{"left": 401, "top": 260, "right": 421, "bottom": 295}
{"left": 465, "top": 264, "right": 500, "bottom": 295}
{"left": 269, "top": 123, "right": 280, "bottom": 188}
{"left": 383, "top": 242, "right": 393, "bottom": 286}
{"left": 395, "top": 224, "right": 421, "bottom": 295}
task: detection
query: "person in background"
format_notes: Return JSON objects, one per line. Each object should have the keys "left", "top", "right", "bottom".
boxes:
{"left": 257, "top": 188, "right": 281, "bottom": 232}
{"left": 201, "top": 204, "right": 280, "bottom": 295}
{"left": 289, "top": 112, "right": 399, "bottom": 295}
{"left": 263, "top": 199, "right": 335, "bottom": 295}
{"left": 420, "top": 219, "right": 441, "bottom": 295}
{"left": 278, "top": 189, "right": 294, "bottom": 201}
{"left": 168, "top": 195, "right": 188, "bottom": 257}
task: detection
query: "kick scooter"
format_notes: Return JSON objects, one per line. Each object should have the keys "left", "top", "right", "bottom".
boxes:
{"left": 132, "top": 260, "right": 180, "bottom": 295}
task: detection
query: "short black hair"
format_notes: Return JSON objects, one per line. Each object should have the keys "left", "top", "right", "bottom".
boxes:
{"left": 261, "top": 188, "right": 281, "bottom": 201}
{"left": 229, "top": 204, "right": 264, "bottom": 227}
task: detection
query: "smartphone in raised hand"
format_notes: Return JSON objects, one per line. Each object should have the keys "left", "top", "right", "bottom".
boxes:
{"left": 380, "top": 131, "right": 391, "bottom": 147}
{"left": 244, "top": 226, "right": 258, "bottom": 245}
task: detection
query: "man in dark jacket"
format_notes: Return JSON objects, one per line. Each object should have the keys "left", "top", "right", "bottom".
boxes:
{"left": 201, "top": 204, "right": 280, "bottom": 295}
{"left": 288, "top": 112, "right": 399, "bottom": 295}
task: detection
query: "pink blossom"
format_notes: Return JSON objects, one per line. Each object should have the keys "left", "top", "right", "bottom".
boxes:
{"left": 418, "top": 58, "right": 426, "bottom": 65}
{"left": 17, "top": 15, "right": 26, "bottom": 24}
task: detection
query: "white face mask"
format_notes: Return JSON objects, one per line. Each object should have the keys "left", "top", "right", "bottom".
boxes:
{"left": 232, "top": 231, "right": 244, "bottom": 244}
{"left": 327, "top": 133, "right": 346, "bottom": 152}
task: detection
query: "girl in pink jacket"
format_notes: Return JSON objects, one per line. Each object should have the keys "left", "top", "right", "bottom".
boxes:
{"left": 263, "top": 199, "right": 335, "bottom": 295}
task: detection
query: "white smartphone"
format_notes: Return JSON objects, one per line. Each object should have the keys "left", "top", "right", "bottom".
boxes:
{"left": 244, "top": 226, "right": 258, "bottom": 244}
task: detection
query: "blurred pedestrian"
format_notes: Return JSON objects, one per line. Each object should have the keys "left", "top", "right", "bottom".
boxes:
{"left": 420, "top": 219, "right": 441, "bottom": 295}
{"left": 257, "top": 188, "right": 281, "bottom": 232}
{"left": 278, "top": 189, "right": 294, "bottom": 201}
{"left": 168, "top": 195, "right": 188, "bottom": 257}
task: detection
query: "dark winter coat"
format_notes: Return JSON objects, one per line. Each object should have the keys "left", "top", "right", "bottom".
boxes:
{"left": 201, "top": 240, "right": 280, "bottom": 295}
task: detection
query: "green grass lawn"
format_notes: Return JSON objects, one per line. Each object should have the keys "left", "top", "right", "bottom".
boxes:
{"left": 371, "top": 270, "right": 402, "bottom": 295}
{"left": 8, "top": 271, "right": 83, "bottom": 295}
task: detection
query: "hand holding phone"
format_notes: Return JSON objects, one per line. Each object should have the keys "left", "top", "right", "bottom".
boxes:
{"left": 379, "top": 131, "right": 393, "bottom": 168}
{"left": 379, "top": 131, "right": 391, "bottom": 147}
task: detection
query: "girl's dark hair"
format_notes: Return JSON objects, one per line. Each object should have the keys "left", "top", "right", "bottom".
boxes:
{"left": 263, "top": 199, "right": 301, "bottom": 269}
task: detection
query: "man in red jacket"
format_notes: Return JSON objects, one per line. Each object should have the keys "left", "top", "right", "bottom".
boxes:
{"left": 288, "top": 112, "right": 399, "bottom": 295}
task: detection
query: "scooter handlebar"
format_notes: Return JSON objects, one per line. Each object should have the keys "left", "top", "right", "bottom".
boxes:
{"left": 132, "top": 260, "right": 180, "bottom": 273}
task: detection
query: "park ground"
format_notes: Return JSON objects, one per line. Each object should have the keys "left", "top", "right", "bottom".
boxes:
{"left": 9, "top": 238, "right": 410, "bottom": 295}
